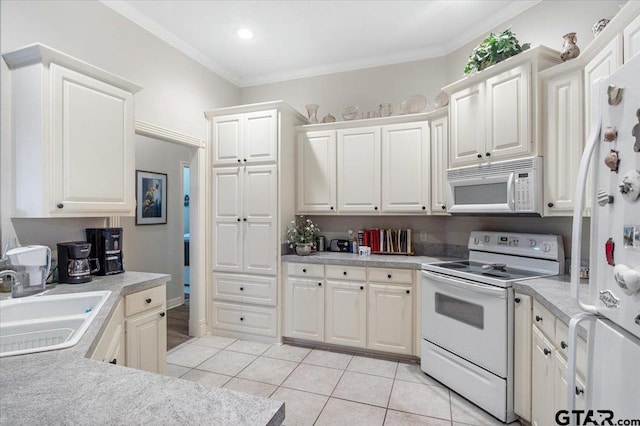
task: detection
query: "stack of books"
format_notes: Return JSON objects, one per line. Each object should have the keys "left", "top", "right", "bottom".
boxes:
{"left": 362, "top": 228, "right": 413, "bottom": 255}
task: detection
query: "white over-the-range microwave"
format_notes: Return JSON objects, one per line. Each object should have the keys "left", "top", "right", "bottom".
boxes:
{"left": 446, "top": 156, "right": 543, "bottom": 215}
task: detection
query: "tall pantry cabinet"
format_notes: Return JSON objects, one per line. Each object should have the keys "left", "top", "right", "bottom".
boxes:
{"left": 205, "top": 102, "right": 306, "bottom": 341}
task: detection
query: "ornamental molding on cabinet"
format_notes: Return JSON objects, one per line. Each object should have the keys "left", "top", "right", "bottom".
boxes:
{"left": 134, "top": 120, "right": 204, "bottom": 148}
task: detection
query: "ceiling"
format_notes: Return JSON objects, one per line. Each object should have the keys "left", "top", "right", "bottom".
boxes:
{"left": 103, "top": 0, "right": 541, "bottom": 88}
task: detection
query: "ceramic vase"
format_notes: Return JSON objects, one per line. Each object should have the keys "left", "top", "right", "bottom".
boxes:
{"left": 295, "top": 243, "right": 312, "bottom": 256}
{"left": 305, "top": 104, "right": 319, "bottom": 124}
{"left": 560, "top": 33, "right": 580, "bottom": 62}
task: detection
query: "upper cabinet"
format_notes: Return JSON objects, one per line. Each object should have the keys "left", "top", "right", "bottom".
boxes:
{"left": 444, "top": 46, "right": 561, "bottom": 169}
{"left": 623, "top": 13, "right": 640, "bottom": 62}
{"left": 212, "top": 109, "right": 277, "bottom": 166}
{"left": 297, "top": 130, "right": 337, "bottom": 213}
{"left": 429, "top": 111, "right": 449, "bottom": 214}
{"left": 2, "top": 44, "right": 142, "bottom": 217}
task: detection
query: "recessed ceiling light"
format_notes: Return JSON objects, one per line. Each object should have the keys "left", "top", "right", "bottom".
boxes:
{"left": 235, "top": 27, "right": 255, "bottom": 40}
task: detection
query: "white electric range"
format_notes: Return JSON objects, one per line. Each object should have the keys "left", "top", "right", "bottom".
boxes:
{"left": 420, "top": 231, "right": 565, "bottom": 423}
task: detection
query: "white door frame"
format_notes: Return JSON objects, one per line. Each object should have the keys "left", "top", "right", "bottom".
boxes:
{"left": 135, "top": 120, "right": 208, "bottom": 337}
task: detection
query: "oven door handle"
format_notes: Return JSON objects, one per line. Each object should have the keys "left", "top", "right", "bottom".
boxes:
{"left": 421, "top": 270, "right": 507, "bottom": 298}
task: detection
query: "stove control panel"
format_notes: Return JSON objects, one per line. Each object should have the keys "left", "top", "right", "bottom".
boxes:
{"left": 469, "top": 231, "right": 564, "bottom": 261}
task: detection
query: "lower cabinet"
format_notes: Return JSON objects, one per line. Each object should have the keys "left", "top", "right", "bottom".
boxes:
{"left": 531, "top": 326, "right": 556, "bottom": 426}
{"left": 514, "top": 293, "right": 532, "bottom": 422}
{"left": 284, "top": 263, "right": 414, "bottom": 355}
{"left": 367, "top": 283, "right": 413, "bottom": 355}
{"left": 90, "top": 284, "right": 167, "bottom": 375}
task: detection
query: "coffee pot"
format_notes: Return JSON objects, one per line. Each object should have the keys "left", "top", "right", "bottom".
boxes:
{"left": 57, "top": 242, "right": 99, "bottom": 284}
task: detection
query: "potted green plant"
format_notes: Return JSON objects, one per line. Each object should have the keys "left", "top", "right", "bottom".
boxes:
{"left": 464, "top": 27, "right": 531, "bottom": 75}
{"left": 286, "top": 216, "right": 320, "bottom": 256}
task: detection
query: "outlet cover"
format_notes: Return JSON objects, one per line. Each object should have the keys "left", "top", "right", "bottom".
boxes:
{"left": 418, "top": 231, "right": 428, "bottom": 242}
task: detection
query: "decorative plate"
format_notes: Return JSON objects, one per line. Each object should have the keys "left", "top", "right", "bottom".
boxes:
{"left": 341, "top": 106, "right": 359, "bottom": 121}
{"left": 434, "top": 92, "right": 449, "bottom": 108}
{"left": 404, "top": 95, "right": 427, "bottom": 113}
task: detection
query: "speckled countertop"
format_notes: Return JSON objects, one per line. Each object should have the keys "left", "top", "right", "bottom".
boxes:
{"left": 0, "top": 272, "right": 284, "bottom": 426}
{"left": 283, "top": 253, "right": 589, "bottom": 337}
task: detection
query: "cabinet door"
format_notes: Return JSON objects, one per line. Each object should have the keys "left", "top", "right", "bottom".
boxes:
{"left": 212, "top": 167, "right": 243, "bottom": 272}
{"left": 326, "top": 280, "right": 367, "bottom": 348}
{"left": 126, "top": 306, "right": 167, "bottom": 374}
{"left": 531, "top": 326, "right": 555, "bottom": 426}
{"left": 514, "top": 294, "right": 532, "bottom": 422}
{"left": 212, "top": 113, "right": 243, "bottom": 166}
{"left": 485, "top": 63, "right": 532, "bottom": 161}
{"left": 543, "top": 71, "right": 584, "bottom": 216}
{"left": 51, "top": 64, "right": 134, "bottom": 215}
{"left": 337, "top": 127, "right": 381, "bottom": 213}
{"left": 91, "top": 298, "right": 125, "bottom": 365}
{"left": 430, "top": 115, "right": 449, "bottom": 214}
{"left": 285, "top": 278, "right": 324, "bottom": 342}
{"left": 553, "top": 351, "right": 586, "bottom": 415}
{"left": 449, "top": 83, "right": 485, "bottom": 167}
{"left": 297, "top": 131, "right": 337, "bottom": 213}
{"left": 243, "top": 165, "right": 277, "bottom": 275}
{"left": 381, "top": 122, "right": 430, "bottom": 213}
{"left": 623, "top": 13, "right": 640, "bottom": 63}
{"left": 244, "top": 109, "right": 277, "bottom": 164}
{"left": 367, "top": 284, "right": 412, "bottom": 355}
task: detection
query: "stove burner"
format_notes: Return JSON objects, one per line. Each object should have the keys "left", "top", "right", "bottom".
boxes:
{"left": 482, "top": 263, "right": 507, "bottom": 272}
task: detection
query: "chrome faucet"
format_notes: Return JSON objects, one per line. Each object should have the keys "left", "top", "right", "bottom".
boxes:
{"left": 0, "top": 270, "right": 24, "bottom": 298}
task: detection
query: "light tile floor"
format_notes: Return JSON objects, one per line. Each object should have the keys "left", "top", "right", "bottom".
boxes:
{"left": 166, "top": 336, "right": 507, "bottom": 426}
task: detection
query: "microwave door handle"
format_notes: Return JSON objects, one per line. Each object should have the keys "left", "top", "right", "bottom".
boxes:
{"left": 507, "top": 172, "right": 515, "bottom": 211}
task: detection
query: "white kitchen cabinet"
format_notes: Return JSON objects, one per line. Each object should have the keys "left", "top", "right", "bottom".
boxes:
{"left": 542, "top": 70, "right": 584, "bottom": 216}
{"left": 212, "top": 165, "right": 277, "bottom": 275}
{"left": 297, "top": 130, "right": 337, "bottom": 213}
{"left": 337, "top": 126, "right": 381, "bottom": 213}
{"left": 623, "top": 13, "right": 640, "bottom": 62}
{"left": 553, "top": 351, "right": 586, "bottom": 414}
{"left": 444, "top": 47, "right": 560, "bottom": 169}
{"left": 367, "top": 283, "right": 413, "bottom": 355}
{"left": 531, "top": 326, "right": 555, "bottom": 426}
{"left": 3, "top": 44, "right": 141, "bottom": 217}
{"left": 91, "top": 299, "right": 125, "bottom": 366}
{"left": 125, "top": 305, "right": 166, "bottom": 374}
{"left": 212, "top": 109, "right": 277, "bottom": 166}
{"left": 285, "top": 277, "right": 325, "bottom": 342}
{"left": 430, "top": 112, "right": 449, "bottom": 214}
{"left": 514, "top": 293, "right": 532, "bottom": 422}
{"left": 381, "top": 122, "right": 430, "bottom": 213}
{"left": 325, "top": 280, "right": 367, "bottom": 348}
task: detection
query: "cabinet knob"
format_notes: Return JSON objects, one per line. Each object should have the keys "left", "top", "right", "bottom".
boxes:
{"left": 56, "top": 203, "right": 64, "bottom": 209}
{"left": 374, "top": 206, "right": 378, "bottom": 210}
{"left": 302, "top": 268, "right": 307, "bottom": 273}
{"left": 543, "top": 348, "right": 551, "bottom": 356}
{"left": 243, "top": 159, "right": 247, "bottom": 162}
{"left": 515, "top": 297, "right": 521, "bottom": 303}
{"left": 547, "top": 202, "right": 554, "bottom": 208}
{"left": 330, "top": 206, "right": 334, "bottom": 210}
{"left": 146, "top": 298, "right": 152, "bottom": 304}
{"left": 477, "top": 154, "right": 482, "bottom": 159}
{"left": 243, "top": 218, "right": 247, "bottom": 221}
{"left": 485, "top": 152, "right": 491, "bottom": 157}
{"left": 318, "top": 282, "right": 322, "bottom": 286}
{"left": 575, "top": 387, "right": 584, "bottom": 395}
{"left": 240, "top": 317, "right": 244, "bottom": 321}
{"left": 441, "top": 205, "right": 446, "bottom": 210}
{"left": 237, "top": 159, "right": 241, "bottom": 163}
{"left": 360, "top": 286, "right": 364, "bottom": 290}
{"left": 109, "top": 358, "right": 117, "bottom": 365}
{"left": 561, "top": 341, "right": 568, "bottom": 349}
{"left": 422, "top": 206, "right": 426, "bottom": 210}
{"left": 237, "top": 218, "right": 241, "bottom": 222}
{"left": 387, "top": 274, "right": 392, "bottom": 279}
{"left": 535, "top": 315, "right": 543, "bottom": 322}
{"left": 343, "top": 271, "right": 347, "bottom": 276}
{"left": 406, "top": 290, "right": 410, "bottom": 294}
{"left": 160, "top": 312, "right": 166, "bottom": 317}
{"left": 240, "top": 287, "right": 244, "bottom": 291}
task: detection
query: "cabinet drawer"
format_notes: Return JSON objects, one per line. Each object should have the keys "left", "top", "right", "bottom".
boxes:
{"left": 555, "top": 321, "right": 589, "bottom": 378}
{"left": 532, "top": 300, "right": 555, "bottom": 339}
{"left": 326, "top": 265, "right": 367, "bottom": 281}
{"left": 287, "top": 262, "right": 324, "bottom": 278}
{"left": 212, "top": 302, "right": 277, "bottom": 337}
{"left": 368, "top": 268, "right": 413, "bottom": 284}
{"left": 213, "top": 273, "right": 276, "bottom": 306}
{"left": 125, "top": 285, "right": 165, "bottom": 317}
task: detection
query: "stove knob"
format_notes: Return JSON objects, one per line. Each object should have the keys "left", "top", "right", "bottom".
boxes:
{"left": 542, "top": 243, "right": 551, "bottom": 252}
{"left": 484, "top": 236, "right": 490, "bottom": 243}
{"left": 613, "top": 264, "right": 640, "bottom": 295}
{"left": 473, "top": 237, "right": 480, "bottom": 245}
{"left": 529, "top": 239, "right": 537, "bottom": 247}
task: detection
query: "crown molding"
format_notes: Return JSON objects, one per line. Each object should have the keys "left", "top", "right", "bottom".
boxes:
{"left": 135, "top": 120, "right": 204, "bottom": 148}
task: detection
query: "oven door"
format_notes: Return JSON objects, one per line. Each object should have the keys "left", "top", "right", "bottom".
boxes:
{"left": 421, "top": 270, "right": 509, "bottom": 377}
{"left": 446, "top": 172, "right": 515, "bottom": 214}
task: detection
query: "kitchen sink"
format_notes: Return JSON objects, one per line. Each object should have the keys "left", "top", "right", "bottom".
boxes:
{"left": 0, "top": 290, "right": 111, "bottom": 357}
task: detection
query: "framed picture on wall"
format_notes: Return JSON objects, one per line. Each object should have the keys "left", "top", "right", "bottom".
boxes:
{"left": 136, "top": 170, "right": 168, "bottom": 225}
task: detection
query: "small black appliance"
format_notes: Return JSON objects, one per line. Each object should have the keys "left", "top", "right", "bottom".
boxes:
{"left": 85, "top": 228, "right": 124, "bottom": 275}
{"left": 57, "top": 241, "right": 98, "bottom": 284}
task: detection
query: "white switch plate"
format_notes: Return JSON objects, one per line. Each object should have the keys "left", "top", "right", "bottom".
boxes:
{"left": 418, "top": 231, "right": 428, "bottom": 242}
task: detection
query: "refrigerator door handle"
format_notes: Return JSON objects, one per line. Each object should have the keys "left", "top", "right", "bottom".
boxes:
{"left": 571, "top": 78, "right": 607, "bottom": 315}
{"left": 567, "top": 313, "right": 598, "bottom": 424}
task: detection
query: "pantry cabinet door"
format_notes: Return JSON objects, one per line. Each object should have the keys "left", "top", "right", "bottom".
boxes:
{"left": 430, "top": 115, "right": 449, "bottom": 214}
{"left": 326, "top": 280, "right": 367, "bottom": 348}
{"left": 51, "top": 64, "right": 134, "bottom": 215}
{"left": 449, "top": 83, "right": 486, "bottom": 168}
{"left": 337, "top": 127, "right": 381, "bottom": 213}
{"left": 285, "top": 278, "right": 324, "bottom": 342}
{"left": 212, "top": 113, "right": 243, "bottom": 166}
{"left": 244, "top": 109, "right": 277, "bottom": 164}
{"left": 531, "top": 326, "right": 555, "bottom": 426}
{"left": 485, "top": 63, "right": 532, "bottom": 161}
{"left": 381, "top": 122, "right": 430, "bottom": 213}
{"left": 297, "top": 131, "right": 337, "bottom": 213}
{"left": 212, "top": 167, "right": 243, "bottom": 273}
{"left": 367, "top": 284, "right": 413, "bottom": 355}
{"left": 623, "top": 13, "right": 640, "bottom": 63}
{"left": 243, "top": 165, "right": 278, "bottom": 275}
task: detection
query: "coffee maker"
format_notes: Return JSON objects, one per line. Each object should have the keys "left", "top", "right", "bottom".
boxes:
{"left": 85, "top": 228, "right": 124, "bottom": 275}
{"left": 57, "top": 242, "right": 98, "bottom": 284}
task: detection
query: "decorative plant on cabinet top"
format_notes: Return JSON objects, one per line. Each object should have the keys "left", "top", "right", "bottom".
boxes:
{"left": 464, "top": 27, "right": 531, "bottom": 74}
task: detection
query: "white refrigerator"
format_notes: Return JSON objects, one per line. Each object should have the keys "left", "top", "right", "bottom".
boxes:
{"left": 568, "top": 52, "right": 640, "bottom": 424}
